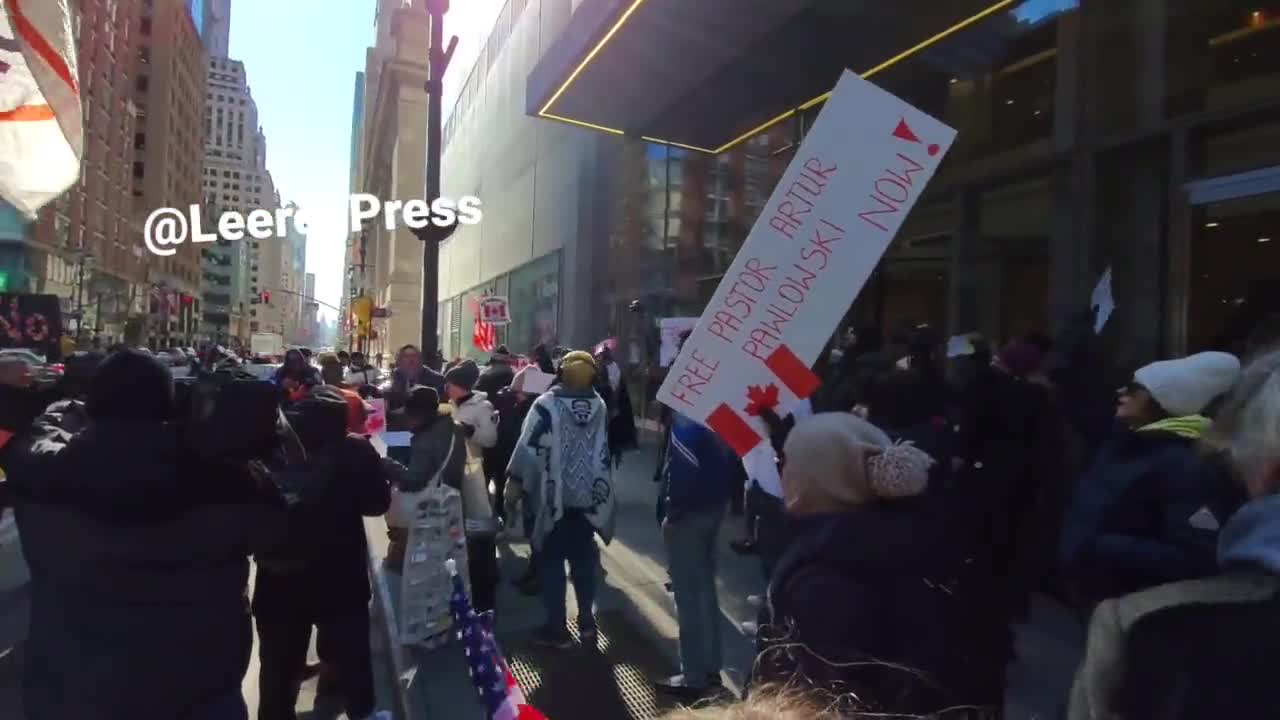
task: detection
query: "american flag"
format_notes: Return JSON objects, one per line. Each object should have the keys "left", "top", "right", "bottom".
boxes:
{"left": 447, "top": 559, "right": 546, "bottom": 720}
{"left": 473, "top": 311, "right": 497, "bottom": 353}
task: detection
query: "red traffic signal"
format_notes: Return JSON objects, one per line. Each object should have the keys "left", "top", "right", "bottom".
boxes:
{"left": 261, "top": 291, "right": 271, "bottom": 303}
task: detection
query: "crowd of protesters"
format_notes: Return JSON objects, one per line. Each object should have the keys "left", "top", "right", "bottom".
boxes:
{"left": 5, "top": 307, "right": 1280, "bottom": 719}
{"left": 641, "top": 306, "right": 1280, "bottom": 719}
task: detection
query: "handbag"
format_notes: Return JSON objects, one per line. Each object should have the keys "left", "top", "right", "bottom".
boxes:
{"left": 389, "top": 434, "right": 469, "bottom": 647}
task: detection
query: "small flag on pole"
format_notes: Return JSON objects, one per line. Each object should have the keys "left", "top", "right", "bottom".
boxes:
{"left": 0, "top": 0, "right": 83, "bottom": 218}
{"left": 447, "top": 559, "right": 546, "bottom": 720}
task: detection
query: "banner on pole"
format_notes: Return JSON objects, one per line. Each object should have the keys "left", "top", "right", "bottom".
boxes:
{"left": 655, "top": 70, "right": 957, "bottom": 456}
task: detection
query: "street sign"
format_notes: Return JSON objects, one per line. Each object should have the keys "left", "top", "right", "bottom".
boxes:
{"left": 655, "top": 70, "right": 957, "bottom": 456}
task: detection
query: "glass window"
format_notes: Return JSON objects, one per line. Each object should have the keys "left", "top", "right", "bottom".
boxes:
{"left": 1189, "top": 191, "right": 1280, "bottom": 354}
{"left": 1168, "top": 3, "right": 1280, "bottom": 116}
{"left": 506, "top": 252, "right": 560, "bottom": 356}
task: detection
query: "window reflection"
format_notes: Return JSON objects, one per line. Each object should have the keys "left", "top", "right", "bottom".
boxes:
{"left": 1190, "top": 192, "right": 1280, "bottom": 354}
{"left": 1168, "top": 2, "right": 1280, "bottom": 116}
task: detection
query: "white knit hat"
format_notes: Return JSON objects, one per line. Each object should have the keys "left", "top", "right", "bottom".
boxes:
{"left": 1133, "top": 351, "right": 1241, "bottom": 417}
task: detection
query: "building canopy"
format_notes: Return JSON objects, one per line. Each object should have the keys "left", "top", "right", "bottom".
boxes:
{"left": 527, "top": 0, "right": 1059, "bottom": 153}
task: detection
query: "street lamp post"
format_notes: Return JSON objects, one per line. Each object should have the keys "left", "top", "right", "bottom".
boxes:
{"left": 414, "top": 0, "right": 459, "bottom": 370}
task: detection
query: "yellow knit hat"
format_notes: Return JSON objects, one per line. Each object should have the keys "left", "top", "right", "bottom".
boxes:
{"left": 560, "top": 350, "right": 597, "bottom": 389}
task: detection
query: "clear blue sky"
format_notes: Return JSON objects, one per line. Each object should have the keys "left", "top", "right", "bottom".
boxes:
{"left": 228, "top": 0, "right": 503, "bottom": 321}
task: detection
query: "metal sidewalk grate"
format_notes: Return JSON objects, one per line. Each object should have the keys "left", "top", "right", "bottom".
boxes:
{"left": 502, "top": 611, "right": 679, "bottom": 719}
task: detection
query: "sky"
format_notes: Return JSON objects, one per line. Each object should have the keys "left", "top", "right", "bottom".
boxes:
{"left": 229, "top": 0, "right": 504, "bottom": 322}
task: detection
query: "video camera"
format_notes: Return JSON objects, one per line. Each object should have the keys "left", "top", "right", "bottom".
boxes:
{"left": 175, "top": 368, "right": 286, "bottom": 462}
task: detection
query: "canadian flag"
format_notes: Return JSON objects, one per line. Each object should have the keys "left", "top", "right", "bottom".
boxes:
{"left": 705, "top": 344, "right": 822, "bottom": 457}
{"left": 0, "top": 0, "right": 83, "bottom": 219}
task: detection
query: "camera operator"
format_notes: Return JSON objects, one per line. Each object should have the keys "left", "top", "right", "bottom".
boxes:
{"left": 0, "top": 349, "right": 288, "bottom": 720}
{"left": 252, "top": 386, "right": 390, "bottom": 720}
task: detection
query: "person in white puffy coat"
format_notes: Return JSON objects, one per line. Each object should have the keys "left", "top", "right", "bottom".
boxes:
{"left": 443, "top": 359, "right": 502, "bottom": 611}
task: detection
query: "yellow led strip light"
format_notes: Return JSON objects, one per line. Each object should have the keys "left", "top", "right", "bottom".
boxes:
{"left": 538, "top": 0, "right": 1022, "bottom": 154}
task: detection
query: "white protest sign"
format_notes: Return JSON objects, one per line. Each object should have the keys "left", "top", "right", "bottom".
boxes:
{"left": 658, "top": 317, "right": 699, "bottom": 367}
{"left": 1091, "top": 267, "right": 1114, "bottom": 334}
{"left": 655, "top": 70, "right": 957, "bottom": 456}
{"left": 365, "top": 398, "right": 387, "bottom": 435}
{"left": 479, "top": 296, "right": 510, "bottom": 326}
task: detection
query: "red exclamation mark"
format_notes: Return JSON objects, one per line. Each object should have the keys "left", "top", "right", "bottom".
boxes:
{"left": 893, "top": 117, "right": 940, "bottom": 156}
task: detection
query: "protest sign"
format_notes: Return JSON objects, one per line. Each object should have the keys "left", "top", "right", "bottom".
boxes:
{"left": 1091, "top": 267, "right": 1114, "bottom": 333}
{"left": 658, "top": 318, "right": 698, "bottom": 367}
{"left": 365, "top": 398, "right": 387, "bottom": 435}
{"left": 479, "top": 296, "right": 510, "bottom": 326}
{"left": 655, "top": 70, "right": 957, "bottom": 456}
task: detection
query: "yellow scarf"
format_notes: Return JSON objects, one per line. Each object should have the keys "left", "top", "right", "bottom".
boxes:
{"left": 1139, "top": 415, "right": 1210, "bottom": 440}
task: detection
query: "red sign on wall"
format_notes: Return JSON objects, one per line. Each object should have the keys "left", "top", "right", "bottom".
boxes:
{"left": 479, "top": 296, "right": 510, "bottom": 326}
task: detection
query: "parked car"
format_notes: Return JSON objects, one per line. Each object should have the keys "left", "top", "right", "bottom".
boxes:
{"left": 0, "top": 348, "right": 64, "bottom": 387}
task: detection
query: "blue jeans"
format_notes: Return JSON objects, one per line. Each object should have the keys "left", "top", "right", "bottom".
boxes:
{"left": 665, "top": 507, "right": 725, "bottom": 680}
{"left": 540, "top": 509, "right": 599, "bottom": 630}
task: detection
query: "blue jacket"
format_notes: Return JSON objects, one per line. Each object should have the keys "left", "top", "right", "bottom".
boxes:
{"left": 661, "top": 413, "right": 732, "bottom": 518}
{"left": 1060, "top": 418, "right": 1234, "bottom": 605}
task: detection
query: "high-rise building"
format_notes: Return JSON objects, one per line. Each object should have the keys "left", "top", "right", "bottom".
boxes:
{"left": 129, "top": 0, "right": 208, "bottom": 350}
{"left": 12, "top": 0, "right": 151, "bottom": 347}
{"left": 357, "top": 0, "right": 430, "bottom": 356}
{"left": 302, "top": 272, "right": 319, "bottom": 346}
{"left": 205, "top": 0, "right": 232, "bottom": 59}
{"left": 340, "top": 71, "right": 366, "bottom": 349}
{"left": 283, "top": 209, "right": 308, "bottom": 343}
{"left": 201, "top": 55, "right": 278, "bottom": 346}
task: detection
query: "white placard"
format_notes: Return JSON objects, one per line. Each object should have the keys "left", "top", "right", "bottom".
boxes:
{"left": 946, "top": 334, "right": 976, "bottom": 358}
{"left": 655, "top": 70, "right": 957, "bottom": 455}
{"left": 479, "top": 296, "right": 510, "bottom": 326}
{"left": 658, "top": 317, "right": 699, "bottom": 367}
{"left": 1091, "top": 267, "right": 1114, "bottom": 334}
{"left": 382, "top": 431, "right": 413, "bottom": 448}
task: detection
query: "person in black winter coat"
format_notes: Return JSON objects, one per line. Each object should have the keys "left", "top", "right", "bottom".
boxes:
{"left": 476, "top": 345, "right": 517, "bottom": 396}
{"left": 1060, "top": 351, "right": 1243, "bottom": 611}
{"left": 756, "top": 412, "right": 949, "bottom": 716}
{"left": 0, "top": 349, "right": 285, "bottom": 720}
{"left": 253, "top": 386, "right": 390, "bottom": 720}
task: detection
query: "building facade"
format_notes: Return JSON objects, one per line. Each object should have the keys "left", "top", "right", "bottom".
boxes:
{"left": 6, "top": 0, "right": 152, "bottom": 348}
{"left": 201, "top": 55, "right": 278, "bottom": 346}
{"left": 437, "top": 0, "right": 615, "bottom": 361}
{"left": 204, "top": 0, "right": 231, "bottom": 59}
{"left": 355, "top": 0, "right": 432, "bottom": 357}
{"left": 129, "top": 0, "right": 208, "bottom": 350}
{"left": 518, "top": 0, "right": 1280, "bottom": 380}
{"left": 340, "top": 71, "right": 367, "bottom": 349}
{"left": 301, "top": 272, "right": 319, "bottom": 346}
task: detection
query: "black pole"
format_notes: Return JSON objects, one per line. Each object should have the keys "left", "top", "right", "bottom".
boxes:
{"left": 74, "top": 253, "right": 86, "bottom": 344}
{"left": 419, "top": 0, "right": 457, "bottom": 371}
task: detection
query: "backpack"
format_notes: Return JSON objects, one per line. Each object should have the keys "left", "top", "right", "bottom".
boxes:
{"left": 255, "top": 446, "right": 338, "bottom": 574}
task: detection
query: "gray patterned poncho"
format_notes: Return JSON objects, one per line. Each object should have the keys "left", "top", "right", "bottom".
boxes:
{"left": 507, "top": 385, "right": 616, "bottom": 551}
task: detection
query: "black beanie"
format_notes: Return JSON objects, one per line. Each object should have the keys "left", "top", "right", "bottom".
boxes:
{"left": 87, "top": 349, "right": 175, "bottom": 422}
{"left": 444, "top": 359, "right": 480, "bottom": 391}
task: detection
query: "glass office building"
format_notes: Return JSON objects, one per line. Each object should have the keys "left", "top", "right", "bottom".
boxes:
{"left": 525, "top": 0, "right": 1280, "bottom": 373}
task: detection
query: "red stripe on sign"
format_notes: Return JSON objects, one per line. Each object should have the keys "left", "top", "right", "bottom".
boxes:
{"left": 706, "top": 403, "right": 762, "bottom": 457}
{"left": 765, "top": 344, "right": 821, "bottom": 399}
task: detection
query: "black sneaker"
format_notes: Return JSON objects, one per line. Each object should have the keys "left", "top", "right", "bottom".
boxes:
{"left": 729, "top": 539, "right": 758, "bottom": 555}
{"left": 653, "top": 674, "right": 711, "bottom": 701}
{"left": 530, "top": 626, "right": 573, "bottom": 650}
{"left": 578, "top": 625, "right": 598, "bottom": 647}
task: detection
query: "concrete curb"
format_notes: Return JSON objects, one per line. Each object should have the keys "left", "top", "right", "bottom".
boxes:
{"left": 365, "top": 518, "right": 415, "bottom": 720}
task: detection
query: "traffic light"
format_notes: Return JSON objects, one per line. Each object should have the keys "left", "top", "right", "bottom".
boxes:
{"left": 261, "top": 291, "right": 271, "bottom": 304}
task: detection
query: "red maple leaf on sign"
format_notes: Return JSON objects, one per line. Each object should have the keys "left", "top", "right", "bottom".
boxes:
{"left": 744, "top": 384, "right": 781, "bottom": 417}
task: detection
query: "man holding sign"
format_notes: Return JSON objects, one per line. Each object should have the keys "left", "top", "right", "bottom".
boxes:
{"left": 657, "top": 70, "right": 957, "bottom": 455}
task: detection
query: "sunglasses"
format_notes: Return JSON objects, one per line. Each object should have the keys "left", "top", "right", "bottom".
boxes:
{"left": 1121, "top": 380, "right": 1148, "bottom": 396}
